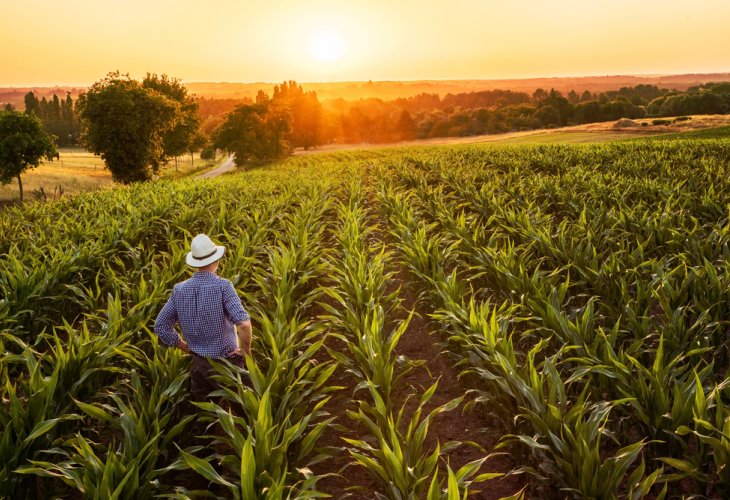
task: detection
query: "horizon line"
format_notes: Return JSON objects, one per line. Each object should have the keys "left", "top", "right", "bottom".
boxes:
{"left": 2, "top": 70, "right": 730, "bottom": 89}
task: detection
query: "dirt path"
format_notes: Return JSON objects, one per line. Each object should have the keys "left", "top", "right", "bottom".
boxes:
{"left": 197, "top": 153, "right": 236, "bottom": 178}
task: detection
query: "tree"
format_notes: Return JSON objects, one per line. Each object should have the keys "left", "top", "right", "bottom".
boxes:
{"left": 601, "top": 96, "right": 645, "bottom": 120}
{"left": 212, "top": 103, "right": 291, "bottom": 164}
{"left": 575, "top": 101, "right": 603, "bottom": 123}
{"left": 532, "top": 105, "right": 561, "bottom": 127}
{"left": 532, "top": 88, "right": 549, "bottom": 103}
{"left": 396, "top": 110, "right": 418, "bottom": 140}
{"left": 24, "top": 92, "right": 40, "bottom": 116}
{"left": 23, "top": 91, "right": 78, "bottom": 146}
{"left": 186, "top": 132, "right": 207, "bottom": 167}
{"left": 272, "top": 81, "right": 326, "bottom": 149}
{"left": 0, "top": 110, "right": 56, "bottom": 203}
{"left": 142, "top": 73, "right": 200, "bottom": 165}
{"left": 77, "top": 72, "right": 180, "bottom": 183}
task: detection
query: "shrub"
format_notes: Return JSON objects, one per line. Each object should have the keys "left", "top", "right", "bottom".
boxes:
{"left": 674, "top": 116, "right": 692, "bottom": 122}
{"left": 652, "top": 119, "right": 671, "bottom": 126}
{"left": 200, "top": 147, "right": 216, "bottom": 160}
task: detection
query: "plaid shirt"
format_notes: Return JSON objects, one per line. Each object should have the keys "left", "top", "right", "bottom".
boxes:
{"left": 154, "top": 271, "right": 250, "bottom": 358}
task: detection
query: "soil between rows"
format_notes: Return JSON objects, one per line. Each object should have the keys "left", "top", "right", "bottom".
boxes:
{"left": 311, "top": 268, "right": 524, "bottom": 498}
{"left": 310, "top": 187, "right": 525, "bottom": 498}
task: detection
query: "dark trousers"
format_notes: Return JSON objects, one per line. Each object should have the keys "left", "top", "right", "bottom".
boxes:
{"left": 190, "top": 354, "right": 252, "bottom": 401}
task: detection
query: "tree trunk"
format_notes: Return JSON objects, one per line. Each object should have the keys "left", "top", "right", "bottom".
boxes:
{"left": 190, "top": 152, "right": 194, "bottom": 167}
{"left": 175, "top": 157, "right": 178, "bottom": 172}
{"left": 17, "top": 174, "right": 23, "bottom": 204}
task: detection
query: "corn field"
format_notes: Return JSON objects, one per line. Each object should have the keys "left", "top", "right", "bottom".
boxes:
{"left": 1, "top": 138, "right": 729, "bottom": 499}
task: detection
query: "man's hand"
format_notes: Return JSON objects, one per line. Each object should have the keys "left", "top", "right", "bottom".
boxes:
{"left": 177, "top": 339, "right": 190, "bottom": 353}
{"left": 227, "top": 347, "right": 249, "bottom": 358}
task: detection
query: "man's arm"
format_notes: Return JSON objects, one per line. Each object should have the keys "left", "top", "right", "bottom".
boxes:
{"left": 222, "top": 280, "right": 252, "bottom": 356}
{"left": 155, "top": 289, "right": 188, "bottom": 353}
{"left": 236, "top": 319, "right": 252, "bottom": 356}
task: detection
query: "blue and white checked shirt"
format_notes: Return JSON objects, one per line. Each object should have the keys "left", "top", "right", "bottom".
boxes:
{"left": 154, "top": 271, "right": 250, "bottom": 358}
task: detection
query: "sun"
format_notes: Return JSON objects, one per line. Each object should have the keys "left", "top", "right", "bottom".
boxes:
{"left": 308, "top": 30, "right": 346, "bottom": 63}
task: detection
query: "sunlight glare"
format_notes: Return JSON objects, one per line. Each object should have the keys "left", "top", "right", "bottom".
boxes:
{"left": 308, "top": 31, "right": 346, "bottom": 63}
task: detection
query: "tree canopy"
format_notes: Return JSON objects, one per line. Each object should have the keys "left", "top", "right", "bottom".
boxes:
{"left": 213, "top": 102, "right": 291, "bottom": 164}
{"left": 142, "top": 73, "right": 200, "bottom": 162}
{"left": 24, "top": 91, "right": 79, "bottom": 146}
{"left": 0, "top": 110, "right": 56, "bottom": 202}
{"left": 76, "top": 72, "right": 185, "bottom": 183}
{"left": 271, "top": 81, "right": 330, "bottom": 150}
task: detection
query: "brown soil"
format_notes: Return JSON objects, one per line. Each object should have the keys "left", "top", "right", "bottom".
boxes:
{"left": 306, "top": 258, "right": 382, "bottom": 498}
{"left": 390, "top": 271, "right": 524, "bottom": 499}
{"left": 308, "top": 320, "right": 381, "bottom": 498}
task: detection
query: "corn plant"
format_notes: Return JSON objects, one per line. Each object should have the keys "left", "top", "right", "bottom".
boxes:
{"left": 660, "top": 376, "right": 730, "bottom": 495}
{"left": 0, "top": 343, "right": 82, "bottom": 497}
{"left": 182, "top": 381, "right": 332, "bottom": 499}
{"left": 345, "top": 381, "right": 497, "bottom": 499}
{"left": 17, "top": 359, "right": 192, "bottom": 498}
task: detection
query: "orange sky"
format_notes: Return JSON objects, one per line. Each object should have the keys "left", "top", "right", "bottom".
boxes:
{"left": 2, "top": 0, "right": 729, "bottom": 86}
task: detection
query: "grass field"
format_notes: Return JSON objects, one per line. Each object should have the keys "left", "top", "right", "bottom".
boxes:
{"left": 488, "top": 126, "right": 730, "bottom": 145}
{"left": 487, "top": 129, "right": 646, "bottom": 144}
{"left": 0, "top": 149, "right": 218, "bottom": 202}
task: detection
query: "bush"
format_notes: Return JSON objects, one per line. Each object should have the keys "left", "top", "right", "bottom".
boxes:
{"left": 200, "top": 147, "right": 216, "bottom": 160}
{"left": 652, "top": 119, "right": 671, "bottom": 126}
{"left": 674, "top": 116, "right": 692, "bottom": 122}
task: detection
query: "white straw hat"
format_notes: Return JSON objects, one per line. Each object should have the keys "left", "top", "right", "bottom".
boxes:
{"left": 186, "top": 234, "right": 225, "bottom": 267}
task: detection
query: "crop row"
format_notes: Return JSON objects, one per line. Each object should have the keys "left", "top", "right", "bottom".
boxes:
{"left": 0, "top": 162, "right": 346, "bottom": 498}
{"left": 372, "top": 139, "right": 730, "bottom": 497}
{"left": 323, "top": 175, "right": 496, "bottom": 498}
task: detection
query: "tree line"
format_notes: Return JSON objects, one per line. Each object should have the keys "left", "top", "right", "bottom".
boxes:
{"left": 1, "top": 72, "right": 205, "bottom": 200}
{"left": 199, "top": 81, "right": 730, "bottom": 148}
{"left": 4, "top": 72, "right": 730, "bottom": 201}
{"left": 23, "top": 92, "right": 79, "bottom": 146}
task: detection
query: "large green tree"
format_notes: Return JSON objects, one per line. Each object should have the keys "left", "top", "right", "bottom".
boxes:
{"left": 76, "top": 72, "right": 181, "bottom": 183}
{"left": 142, "top": 73, "right": 201, "bottom": 166}
{"left": 213, "top": 103, "right": 291, "bottom": 164}
{"left": 0, "top": 110, "right": 56, "bottom": 203}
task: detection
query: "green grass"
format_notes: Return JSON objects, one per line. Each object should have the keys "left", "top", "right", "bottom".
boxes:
{"left": 488, "top": 130, "right": 649, "bottom": 145}
{"left": 650, "top": 125, "right": 730, "bottom": 140}
{"left": 0, "top": 149, "right": 218, "bottom": 202}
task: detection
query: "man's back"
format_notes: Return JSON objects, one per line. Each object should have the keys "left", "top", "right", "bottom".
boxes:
{"left": 155, "top": 271, "right": 249, "bottom": 358}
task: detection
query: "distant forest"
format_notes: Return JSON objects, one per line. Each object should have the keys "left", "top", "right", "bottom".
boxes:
{"left": 16, "top": 80, "right": 730, "bottom": 151}
{"left": 197, "top": 81, "right": 730, "bottom": 147}
{"left": 22, "top": 92, "right": 79, "bottom": 146}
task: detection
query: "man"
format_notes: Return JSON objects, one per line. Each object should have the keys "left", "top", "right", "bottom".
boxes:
{"left": 155, "top": 233, "right": 253, "bottom": 400}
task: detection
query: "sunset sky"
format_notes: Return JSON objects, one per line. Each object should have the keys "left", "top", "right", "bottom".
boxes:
{"left": 2, "top": 0, "right": 729, "bottom": 86}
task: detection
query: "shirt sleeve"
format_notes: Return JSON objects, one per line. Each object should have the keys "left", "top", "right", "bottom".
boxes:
{"left": 154, "top": 287, "right": 181, "bottom": 347}
{"left": 222, "top": 280, "right": 250, "bottom": 324}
